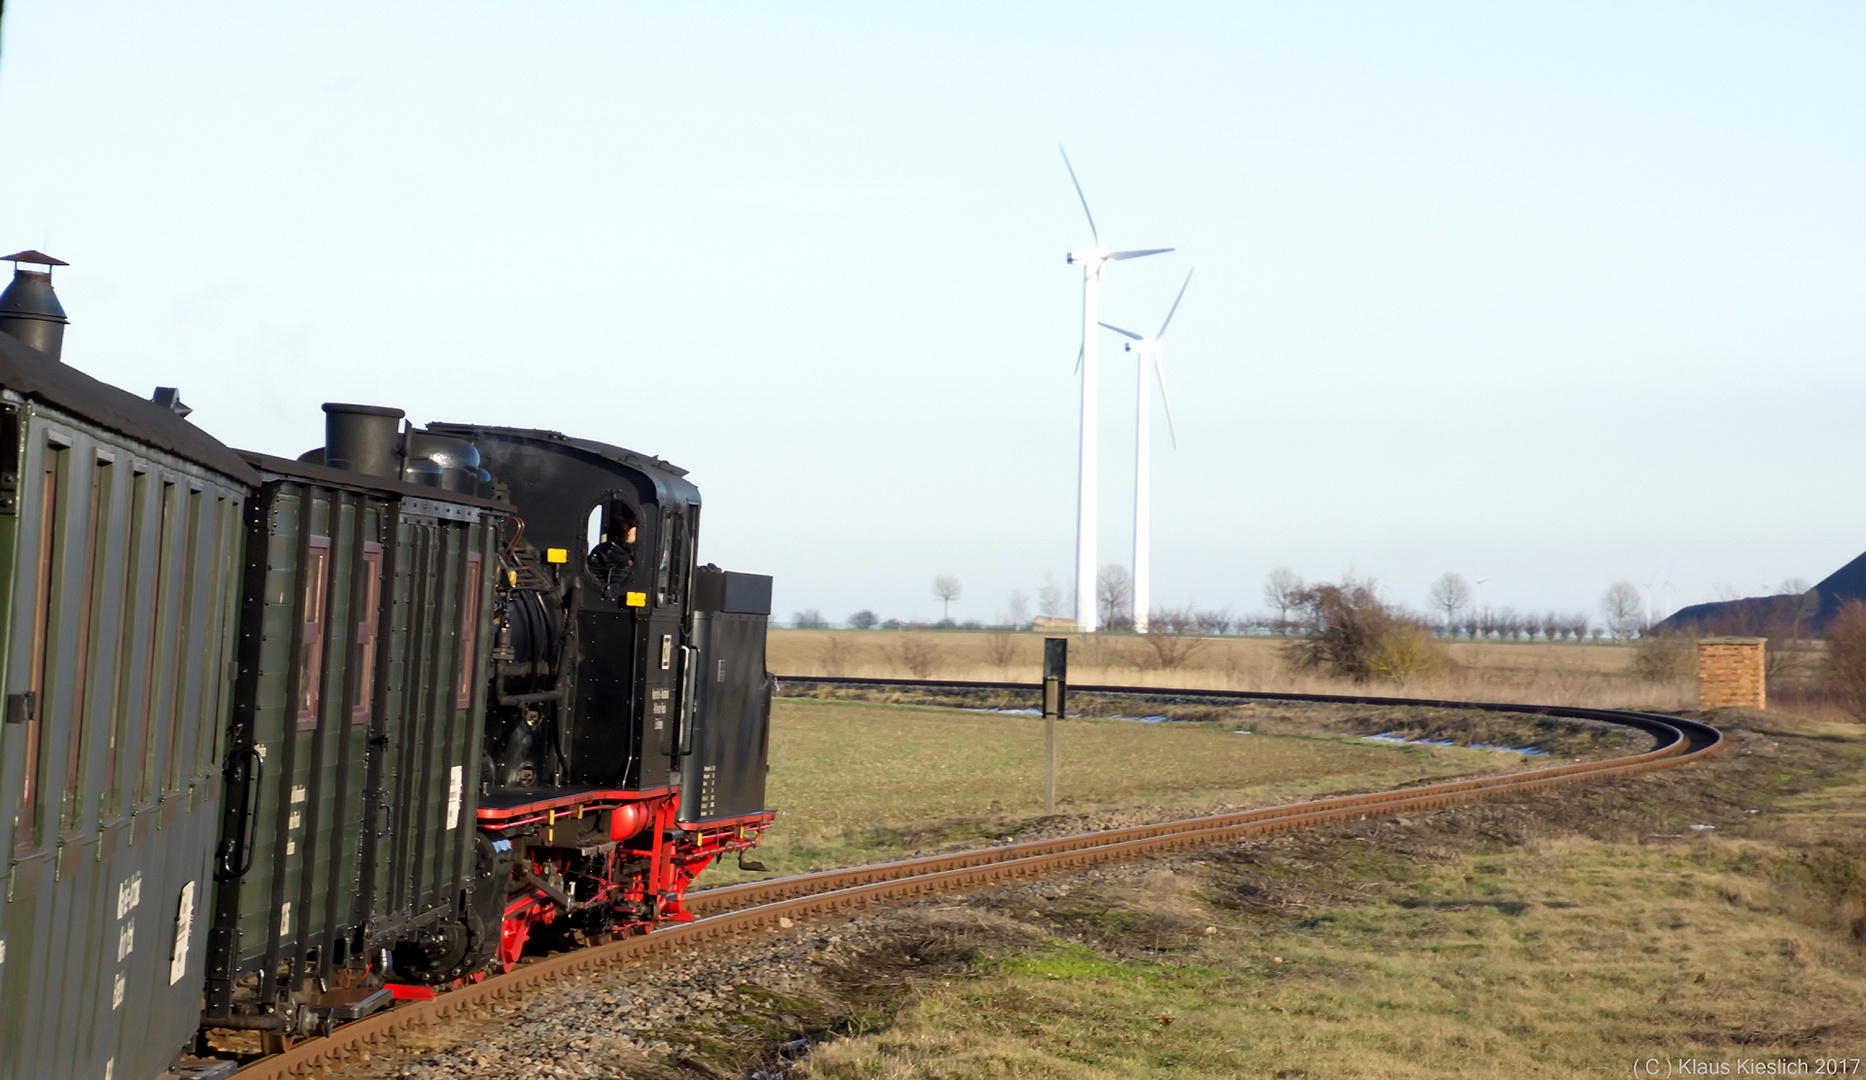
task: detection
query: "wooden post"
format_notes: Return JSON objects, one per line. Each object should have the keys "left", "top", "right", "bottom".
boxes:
{"left": 1042, "top": 638, "right": 1067, "bottom": 813}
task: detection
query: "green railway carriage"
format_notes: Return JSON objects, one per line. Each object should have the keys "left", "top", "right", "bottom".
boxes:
{"left": 0, "top": 253, "right": 775, "bottom": 1076}
{"left": 202, "top": 452, "right": 503, "bottom": 1033}
{"left": 0, "top": 328, "right": 258, "bottom": 1080}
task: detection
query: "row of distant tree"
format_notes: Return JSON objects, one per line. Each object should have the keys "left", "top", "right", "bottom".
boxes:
{"left": 790, "top": 567, "right": 1806, "bottom": 641}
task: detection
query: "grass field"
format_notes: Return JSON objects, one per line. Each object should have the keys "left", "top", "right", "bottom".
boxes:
{"left": 794, "top": 709, "right": 1866, "bottom": 1079}
{"left": 768, "top": 628, "right": 1703, "bottom": 712}
{"left": 699, "top": 698, "right": 1519, "bottom": 885}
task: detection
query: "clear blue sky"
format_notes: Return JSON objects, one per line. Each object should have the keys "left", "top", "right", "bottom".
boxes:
{"left": 3, "top": 3, "right": 1862, "bottom": 626}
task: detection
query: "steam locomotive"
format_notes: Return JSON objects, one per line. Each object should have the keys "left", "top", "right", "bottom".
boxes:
{"left": 0, "top": 253, "right": 775, "bottom": 1080}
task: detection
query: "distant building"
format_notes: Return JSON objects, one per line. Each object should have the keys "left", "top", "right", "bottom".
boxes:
{"left": 1031, "top": 616, "right": 1076, "bottom": 632}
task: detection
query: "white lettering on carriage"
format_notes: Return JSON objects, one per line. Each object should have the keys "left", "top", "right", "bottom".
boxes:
{"left": 169, "top": 881, "right": 195, "bottom": 985}
{"left": 115, "top": 871, "right": 143, "bottom": 920}
{"left": 446, "top": 766, "right": 463, "bottom": 830}
{"left": 279, "top": 902, "right": 291, "bottom": 937}
{"left": 112, "top": 972, "right": 125, "bottom": 1009}
{"left": 116, "top": 920, "right": 134, "bottom": 962}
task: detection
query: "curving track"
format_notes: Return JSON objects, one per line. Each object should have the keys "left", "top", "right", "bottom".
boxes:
{"left": 232, "top": 679, "right": 1725, "bottom": 1078}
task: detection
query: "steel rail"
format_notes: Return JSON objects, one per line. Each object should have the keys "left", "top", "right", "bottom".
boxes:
{"left": 232, "top": 680, "right": 1724, "bottom": 1077}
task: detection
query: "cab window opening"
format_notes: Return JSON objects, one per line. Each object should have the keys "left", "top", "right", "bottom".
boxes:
{"left": 586, "top": 499, "right": 638, "bottom": 598}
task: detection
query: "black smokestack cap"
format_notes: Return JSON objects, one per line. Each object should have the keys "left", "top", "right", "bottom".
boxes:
{"left": 323, "top": 402, "right": 406, "bottom": 479}
{"left": 0, "top": 251, "right": 70, "bottom": 361}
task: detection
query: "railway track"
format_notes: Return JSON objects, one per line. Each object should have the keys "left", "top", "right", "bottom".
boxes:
{"left": 232, "top": 679, "right": 1725, "bottom": 1078}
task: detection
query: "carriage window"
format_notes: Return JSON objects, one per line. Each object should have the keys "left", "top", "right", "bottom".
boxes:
{"left": 17, "top": 445, "right": 64, "bottom": 851}
{"left": 296, "top": 535, "right": 331, "bottom": 730}
{"left": 353, "top": 542, "right": 382, "bottom": 725}
{"left": 60, "top": 457, "right": 108, "bottom": 836}
{"left": 457, "top": 552, "right": 482, "bottom": 709}
{"left": 137, "top": 481, "right": 176, "bottom": 807}
{"left": 165, "top": 489, "right": 204, "bottom": 792}
{"left": 105, "top": 470, "right": 150, "bottom": 816}
{"left": 586, "top": 505, "right": 603, "bottom": 554}
{"left": 196, "top": 496, "right": 233, "bottom": 779}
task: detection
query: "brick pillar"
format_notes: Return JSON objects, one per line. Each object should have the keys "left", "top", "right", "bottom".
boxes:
{"left": 1696, "top": 637, "right": 1766, "bottom": 710}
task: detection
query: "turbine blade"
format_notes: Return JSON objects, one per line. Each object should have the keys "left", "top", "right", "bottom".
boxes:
{"left": 1152, "top": 350, "right": 1178, "bottom": 448}
{"left": 1108, "top": 247, "right": 1173, "bottom": 261}
{"left": 1157, "top": 267, "right": 1194, "bottom": 338}
{"left": 1098, "top": 321, "right": 1143, "bottom": 340}
{"left": 1058, "top": 146, "right": 1100, "bottom": 247}
{"left": 1073, "top": 342, "right": 1083, "bottom": 374}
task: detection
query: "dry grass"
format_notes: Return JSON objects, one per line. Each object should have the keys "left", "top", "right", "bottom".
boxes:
{"left": 770, "top": 629, "right": 1695, "bottom": 711}
{"left": 798, "top": 712, "right": 1866, "bottom": 1079}
{"left": 701, "top": 698, "right": 1516, "bottom": 886}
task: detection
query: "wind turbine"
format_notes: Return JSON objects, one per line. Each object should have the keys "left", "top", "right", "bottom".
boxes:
{"left": 1100, "top": 268, "right": 1193, "bottom": 635}
{"left": 1060, "top": 146, "right": 1172, "bottom": 632}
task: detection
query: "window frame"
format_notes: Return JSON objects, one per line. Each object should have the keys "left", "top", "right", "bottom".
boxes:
{"left": 456, "top": 551, "right": 482, "bottom": 710}
{"left": 296, "top": 534, "right": 332, "bottom": 731}
{"left": 352, "top": 541, "right": 383, "bottom": 726}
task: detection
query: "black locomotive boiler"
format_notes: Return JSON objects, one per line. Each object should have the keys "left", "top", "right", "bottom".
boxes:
{"left": 0, "top": 254, "right": 776, "bottom": 1080}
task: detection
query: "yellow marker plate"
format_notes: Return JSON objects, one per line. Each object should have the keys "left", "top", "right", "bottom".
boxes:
{"left": 625, "top": 591, "right": 647, "bottom": 607}
{"left": 545, "top": 548, "right": 568, "bottom": 564}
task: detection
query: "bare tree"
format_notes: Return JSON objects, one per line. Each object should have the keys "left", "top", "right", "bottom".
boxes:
{"left": 1037, "top": 575, "right": 1063, "bottom": 618}
{"left": 932, "top": 575, "right": 962, "bottom": 622}
{"left": 983, "top": 627, "right": 1016, "bottom": 668}
{"left": 1776, "top": 579, "right": 1820, "bottom": 641}
{"left": 895, "top": 635, "right": 937, "bottom": 678}
{"left": 1601, "top": 581, "right": 1642, "bottom": 639}
{"left": 792, "top": 609, "right": 826, "bottom": 629}
{"left": 1824, "top": 601, "right": 1866, "bottom": 721}
{"left": 847, "top": 609, "right": 878, "bottom": 630}
{"left": 820, "top": 632, "right": 856, "bottom": 676}
{"left": 1193, "top": 608, "right": 1232, "bottom": 634}
{"left": 1097, "top": 564, "right": 1133, "bottom": 629}
{"left": 1135, "top": 607, "right": 1209, "bottom": 670}
{"left": 1262, "top": 568, "right": 1303, "bottom": 631}
{"left": 1006, "top": 589, "right": 1030, "bottom": 629}
{"left": 1428, "top": 572, "right": 1471, "bottom": 632}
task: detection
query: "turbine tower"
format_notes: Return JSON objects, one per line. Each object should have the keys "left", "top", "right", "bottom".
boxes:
{"left": 1101, "top": 268, "right": 1192, "bottom": 635}
{"left": 1060, "top": 146, "right": 1172, "bottom": 632}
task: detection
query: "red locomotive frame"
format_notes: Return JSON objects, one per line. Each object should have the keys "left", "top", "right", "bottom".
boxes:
{"left": 477, "top": 791, "right": 774, "bottom": 967}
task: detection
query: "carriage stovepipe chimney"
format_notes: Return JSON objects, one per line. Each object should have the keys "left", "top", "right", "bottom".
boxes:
{"left": 0, "top": 250, "right": 70, "bottom": 361}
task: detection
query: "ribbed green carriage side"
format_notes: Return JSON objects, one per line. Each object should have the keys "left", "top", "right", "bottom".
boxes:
{"left": 0, "top": 333, "right": 256, "bottom": 1080}
{"left": 202, "top": 456, "right": 499, "bottom": 1027}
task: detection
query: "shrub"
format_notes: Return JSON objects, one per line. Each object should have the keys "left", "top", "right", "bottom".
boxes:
{"left": 820, "top": 632, "right": 855, "bottom": 676}
{"left": 983, "top": 629, "right": 1016, "bottom": 668}
{"left": 848, "top": 610, "right": 878, "bottom": 630}
{"left": 1282, "top": 579, "right": 1445, "bottom": 684}
{"left": 1631, "top": 633, "right": 1695, "bottom": 681}
{"left": 1365, "top": 623, "right": 1444, "bottom": 685}
{"left": 896, "top": 635, "right": 937, "bottom": 678}
{"left": 1134, "top": 608, "right": 1209, "bottom": 670}
{"left": 1823, "top": 601, "right": 1866, "bottom": 722}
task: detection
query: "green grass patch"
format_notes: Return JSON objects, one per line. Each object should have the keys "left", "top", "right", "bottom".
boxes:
{"left": 705, "top": 698, "right": 1513, "bottom": 882}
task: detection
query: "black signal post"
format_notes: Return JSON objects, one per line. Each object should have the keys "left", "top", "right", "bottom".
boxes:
{"left": 1042, "top": 638, "right": 1067, "bottom": 813}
